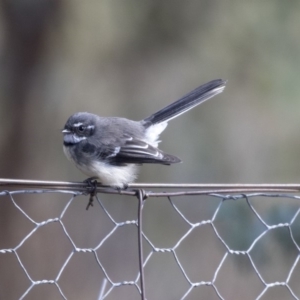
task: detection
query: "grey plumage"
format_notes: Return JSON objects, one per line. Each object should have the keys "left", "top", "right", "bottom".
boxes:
{"left": 62, "top": 79, "right": 226, "bottom": 187}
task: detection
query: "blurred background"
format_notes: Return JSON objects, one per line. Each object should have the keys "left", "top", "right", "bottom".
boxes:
{"left": 1, "top": 0, "right": 300, "bottom": 299}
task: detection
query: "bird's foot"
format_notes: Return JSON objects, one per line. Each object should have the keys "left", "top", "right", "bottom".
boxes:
{"left": 84, "top": 177, "right": 98, "bottom": 210}
{"left": 115, "top": 183, "right": 128, "bottom": 192}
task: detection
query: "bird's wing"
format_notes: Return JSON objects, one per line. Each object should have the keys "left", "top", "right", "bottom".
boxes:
{"left": 102, "top": 137, "right": 181, "bottom": 165}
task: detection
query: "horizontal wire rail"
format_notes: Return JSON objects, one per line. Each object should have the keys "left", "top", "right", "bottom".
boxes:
{"left": 1, "top": 178, "right": 300, "bottom": 194}
{"left": 1, "top": 179, "right": 300, "bottom": 300}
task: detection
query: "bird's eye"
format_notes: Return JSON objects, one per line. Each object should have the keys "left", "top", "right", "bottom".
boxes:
{"left": 78, "top": 125, "right": 85, "bottom": 132}
{"left": 75, "top": 125, "right": 86, "bottom": 135}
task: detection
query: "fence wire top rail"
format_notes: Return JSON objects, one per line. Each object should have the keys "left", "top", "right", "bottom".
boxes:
{"left": 1, "top": 179, "right": 300, "bottom": 195}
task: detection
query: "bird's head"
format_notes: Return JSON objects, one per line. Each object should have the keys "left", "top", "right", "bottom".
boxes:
{"left": 62, "top": 112, "right": 97, "bottom": 146}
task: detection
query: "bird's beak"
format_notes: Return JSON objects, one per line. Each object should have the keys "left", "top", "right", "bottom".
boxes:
{"left": 62, "top": 129, "right": 70, "bottom": 134}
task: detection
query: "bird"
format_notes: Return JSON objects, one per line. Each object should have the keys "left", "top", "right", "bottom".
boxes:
{"left": 62, "top": 79, "right": 226, "bottom": 188}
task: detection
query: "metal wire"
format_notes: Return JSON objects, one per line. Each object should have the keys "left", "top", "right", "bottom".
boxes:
{"left": 2, "top": 178, "right": 300, "bottom": 191}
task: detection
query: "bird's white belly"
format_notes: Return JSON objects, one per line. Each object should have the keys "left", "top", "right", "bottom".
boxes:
{"left": 63, "top": 145, "right": 138, "bottom": 187}
{"left": 78, "top": 161, "right": 139, "bottom": 187}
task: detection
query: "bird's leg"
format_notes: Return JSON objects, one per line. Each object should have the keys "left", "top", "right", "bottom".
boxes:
{"left": 123, "top": 183, "right": 129, "bottom": 190}
{"left": 115, "top": 183, "right": 129, "bottom": 193}
{"left": 84, "top": 177, "right": 98, "bottom": 185}
{"left": 84, "top": 177, "right": 98, "bottom": 210}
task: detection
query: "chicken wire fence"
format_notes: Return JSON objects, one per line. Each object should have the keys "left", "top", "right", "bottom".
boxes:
{"left": 2, "top": 180, "right": 300, "bottom": 300}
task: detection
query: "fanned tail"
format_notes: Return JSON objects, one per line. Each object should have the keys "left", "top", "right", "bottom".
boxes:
{"left": 142, "top": 79, "right": 226, "bottom": 127}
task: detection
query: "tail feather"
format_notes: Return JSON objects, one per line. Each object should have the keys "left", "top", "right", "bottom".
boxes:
{"left": 142, "top": 79, "right": 226, "bottom": 127}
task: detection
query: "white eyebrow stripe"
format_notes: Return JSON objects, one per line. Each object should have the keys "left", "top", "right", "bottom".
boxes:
{"left": 74, "top": 122, "right": 84, "bottom": 127}
{"left": 73, "top": 123, "right": 94, "bottom": 130}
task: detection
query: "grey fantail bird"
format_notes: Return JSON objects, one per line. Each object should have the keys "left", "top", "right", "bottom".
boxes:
{"left": 62, "top": 79, "right": 226, "bottom": 187}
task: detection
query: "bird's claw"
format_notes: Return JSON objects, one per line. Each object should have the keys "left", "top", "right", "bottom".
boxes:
{"left": 84, "top": 177, "right": 98, "bottom": 210}
{"left": 115, "top": 183, "right": 128, "bottom": 192}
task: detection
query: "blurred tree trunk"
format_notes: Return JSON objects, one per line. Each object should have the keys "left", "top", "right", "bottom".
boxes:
{"left": 0, "top": 0, "right": 62, "bottom": 177}
{"left": 0, "top": 1, "right": 63, "bottom": 298}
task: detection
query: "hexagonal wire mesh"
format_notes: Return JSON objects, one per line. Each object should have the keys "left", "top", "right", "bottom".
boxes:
{"left": 1, "top": 180, "right": 300, "bottom": 300}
